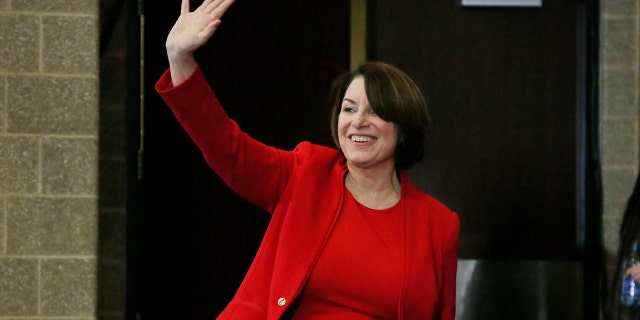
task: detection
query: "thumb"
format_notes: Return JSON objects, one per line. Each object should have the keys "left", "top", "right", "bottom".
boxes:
{"left": 181, "top": 0, "right": 190, "bottom": 14}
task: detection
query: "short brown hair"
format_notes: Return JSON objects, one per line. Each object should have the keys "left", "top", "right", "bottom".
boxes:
{"left": 329, "top": 61, "right": 431, "bottom": 169}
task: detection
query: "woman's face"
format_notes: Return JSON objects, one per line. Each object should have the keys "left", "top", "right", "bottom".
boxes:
{"left": 338, "top": 76, "right": 398, "bottom": 169}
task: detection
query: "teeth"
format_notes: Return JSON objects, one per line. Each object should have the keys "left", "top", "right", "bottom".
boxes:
{"left": 351, "top": 135, "right": 373, "bottom": 142}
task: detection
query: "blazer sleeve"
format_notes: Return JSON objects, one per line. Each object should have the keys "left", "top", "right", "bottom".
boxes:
{"left": 441, "top": 212, "right": 460, "bottom": 320}
{"left": 155, "top": 65, "right": 295, "bottom": 213}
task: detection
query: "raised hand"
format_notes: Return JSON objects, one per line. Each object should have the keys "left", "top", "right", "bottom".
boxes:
{"left": 167, "top": 0, "right": 235, "bottom": 85}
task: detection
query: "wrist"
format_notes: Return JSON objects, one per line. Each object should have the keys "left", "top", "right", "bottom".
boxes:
{"left": 167, "top": 52, "right": 197, "bottom": 86}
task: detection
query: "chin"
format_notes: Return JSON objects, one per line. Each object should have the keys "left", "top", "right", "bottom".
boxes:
{"left": 345, "top": 158, "right": 375, "bottom": 168}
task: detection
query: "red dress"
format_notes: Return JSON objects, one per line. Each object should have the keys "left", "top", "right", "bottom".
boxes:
{"left": 292, "top": 189, "right": 403, "bottom": 319}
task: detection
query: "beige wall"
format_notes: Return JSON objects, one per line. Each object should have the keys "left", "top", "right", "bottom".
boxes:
{"left": 0, "top": 0, "right": 99, "bottom": 319}
{"left": 601, "top": 0, "right": 640, "bottom": 288}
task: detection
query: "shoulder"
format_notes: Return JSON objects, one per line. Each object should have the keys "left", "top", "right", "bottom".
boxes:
{"left": 289, "top": 142, "right": 346, "bottom": 186}
{"left": 292, "top": 141, "right": 343, "bottom": 167}
{"left": 403, "top": 175, "right": 458, "bottom": 221}
{"left": 401, "top": 177, "right": 459, "bottom": 253}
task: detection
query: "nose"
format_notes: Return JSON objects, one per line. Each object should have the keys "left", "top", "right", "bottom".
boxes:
{"left": 351, "top": 110, "right": 369, "bottom": 128}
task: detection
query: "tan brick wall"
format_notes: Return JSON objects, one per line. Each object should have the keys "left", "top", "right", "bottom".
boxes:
{"left": 601, "top": 0, "right": 640, "bottom": 288}
{"left": 0, "top": 0, "right": 98, "bottom": 319}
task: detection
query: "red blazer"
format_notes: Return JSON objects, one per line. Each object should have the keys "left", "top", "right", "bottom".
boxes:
{"left": 156, "top": 66, "right": 460, "bottom": 320}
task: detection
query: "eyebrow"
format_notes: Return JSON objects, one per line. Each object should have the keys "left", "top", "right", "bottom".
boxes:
{"left": 342, "top": 98, "right": 357, "bottom": 104}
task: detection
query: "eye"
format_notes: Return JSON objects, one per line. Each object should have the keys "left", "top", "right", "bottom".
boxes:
{"left": 342, "top": 105, "right": 356, "bottom": 113}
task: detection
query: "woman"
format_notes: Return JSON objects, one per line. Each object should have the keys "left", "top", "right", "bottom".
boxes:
{"left": 155, "top": 0, "right": 460, "bottom": 319}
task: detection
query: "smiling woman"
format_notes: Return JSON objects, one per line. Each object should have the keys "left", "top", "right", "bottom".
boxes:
{"left": 337, "top": 75, "right": 401, "bottom": 209}
{"left": 154, "top": 0, "right": 459, "bottom": 319}
{"left": 330, "top": 62, "right": 430, "bottom": 171}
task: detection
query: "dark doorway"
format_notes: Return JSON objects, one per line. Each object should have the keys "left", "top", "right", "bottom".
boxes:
{"left": 137, "top": 1, "right": 349, "bottom": 318}
{"left": 366, "top": 1, "right": 601, "bottom": 318}
{"left": 369, "top": 1, "right": 582, "bottom": 260}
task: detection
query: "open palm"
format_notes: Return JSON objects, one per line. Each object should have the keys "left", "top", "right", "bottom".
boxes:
{"left": 166, "top": 0, "right": 235, "bottom": 56}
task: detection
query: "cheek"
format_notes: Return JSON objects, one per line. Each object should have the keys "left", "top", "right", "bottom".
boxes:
{"left": 336, "top": 116, "right": 348, "bottom": 135}
{"left": 378, "top": 120, "right": 398, "bottom": 140}
{"left": 336, "top": 117, "right": 348, "bottom": 146}
{"left": 337, "top": 126, "right": 348, "bottom": 145}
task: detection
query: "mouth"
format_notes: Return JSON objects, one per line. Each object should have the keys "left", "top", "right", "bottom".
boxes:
{"left": 349, "top": 134, "right": 376, "bottom": 143}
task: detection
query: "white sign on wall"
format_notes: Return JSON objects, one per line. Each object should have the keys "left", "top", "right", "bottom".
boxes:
{"left": 462, "top": 0, "right": 542, "bottom": 6}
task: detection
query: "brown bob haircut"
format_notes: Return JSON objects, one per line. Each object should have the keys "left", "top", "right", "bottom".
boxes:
{"left": 329, "top": 61, "right": 431, "bottom": 170}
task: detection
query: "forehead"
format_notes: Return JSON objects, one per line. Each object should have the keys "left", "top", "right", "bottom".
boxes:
{"left": 343, "top": 76, "right": 367, "bottom": 100}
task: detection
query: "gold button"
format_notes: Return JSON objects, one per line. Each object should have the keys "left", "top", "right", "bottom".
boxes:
{"left": 277, "top": 297, "right": 287, "bottom": 307}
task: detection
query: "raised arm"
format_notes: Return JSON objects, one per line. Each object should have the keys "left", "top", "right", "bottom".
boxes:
{"left": 166, "top": 0, "right": 235, "bottom": 85}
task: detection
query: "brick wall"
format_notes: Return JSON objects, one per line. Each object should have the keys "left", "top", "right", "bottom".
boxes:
{"left": 0, "top": 0, "right": 99, "bottom": 319}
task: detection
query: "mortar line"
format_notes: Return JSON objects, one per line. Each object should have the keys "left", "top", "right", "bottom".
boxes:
{"left": 2, "top": 198, "right": 6, "bottom": 255}
{"left": 37, "top": 258, "right": 42, "bottom": 316}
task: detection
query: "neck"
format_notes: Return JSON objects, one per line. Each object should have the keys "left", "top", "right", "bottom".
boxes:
{"left": 346, "top": 167, "right": 401, "bottom": 210}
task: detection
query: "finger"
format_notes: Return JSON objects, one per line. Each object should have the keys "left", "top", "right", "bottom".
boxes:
{"left": 195, "top": 0, "right": 214, "bottom": 12}
{"left": 181, "top": 0, "right": 190, "bottom": 14}
{"left": 213, "top": 0, "right": 235, "bottom": 16}
{"left": 204, "top": 19, "right": 222, "bottom": 33}
{"left": 210, "top": 0, "right": 235, "bottom": 20}
{"left": 202, "top": 0, "right": 222, "bottom": 13}
{"left": 205, "top": 0, "right": 235, "bottom": 17}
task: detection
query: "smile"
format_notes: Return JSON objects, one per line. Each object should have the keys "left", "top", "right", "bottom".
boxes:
{"left": 350, "top": 135, "right": 375, "bottom": 143}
